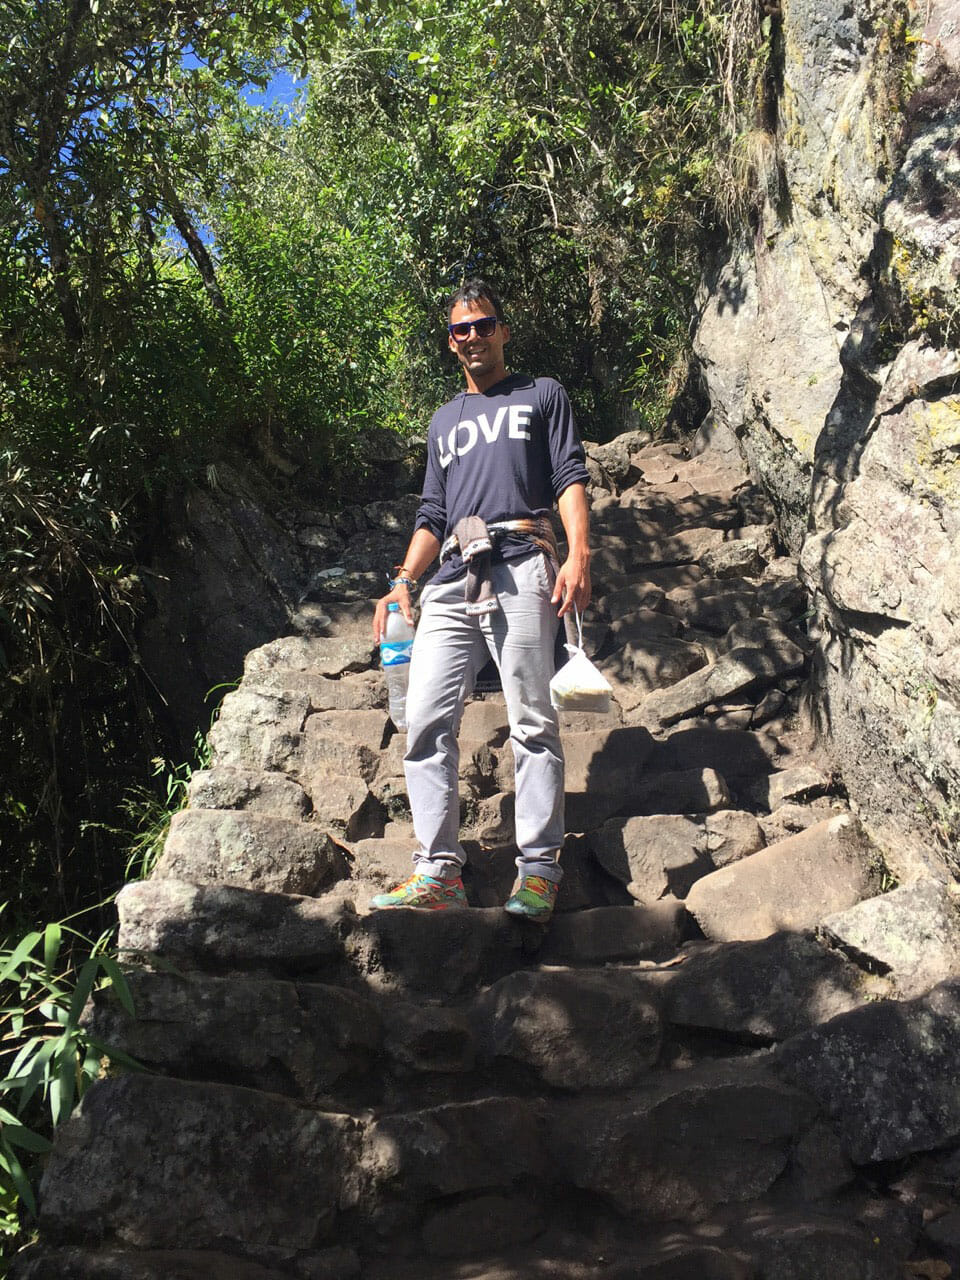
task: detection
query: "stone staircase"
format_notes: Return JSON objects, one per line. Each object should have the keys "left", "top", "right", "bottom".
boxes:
{"left": 14, "top": 429, "right": 960, "bottom": 1280}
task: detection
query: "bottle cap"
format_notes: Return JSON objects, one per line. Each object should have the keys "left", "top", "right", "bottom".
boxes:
{"left": 387, "top": 602, "right": 400, "bottom": 612}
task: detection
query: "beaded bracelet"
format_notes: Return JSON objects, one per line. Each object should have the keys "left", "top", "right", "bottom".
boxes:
{"left": 387, "top": 573, "right": 418, "bottom": 591}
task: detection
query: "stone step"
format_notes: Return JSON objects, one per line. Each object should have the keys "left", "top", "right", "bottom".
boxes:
{"left": 35, "top": 1060, "right": 830, "bottom": 1264}
{"left": 9, "top": 1245, "right": 359, "bottom": 1280}
{"left": 117, "top": 879, "right": 685, "bottom": 993}
{"left": 97, "top": 926, "right": 881, "bottom": 1105}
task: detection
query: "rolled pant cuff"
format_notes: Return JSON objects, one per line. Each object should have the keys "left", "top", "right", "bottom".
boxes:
{"left": 515, "top": 854, "right": 562, "bottom": 884}
{"left": 413, "top": 857, "right": 464, "bottom": 882}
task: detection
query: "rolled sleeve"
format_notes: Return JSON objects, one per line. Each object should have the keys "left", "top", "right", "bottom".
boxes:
{"left": 542, "top": 379, "right": 589, "bottom": 497}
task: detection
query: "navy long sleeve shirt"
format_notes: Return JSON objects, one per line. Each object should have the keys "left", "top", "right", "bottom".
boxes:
{"left": 414, "top": 373, "right": 589, "bottom": 583}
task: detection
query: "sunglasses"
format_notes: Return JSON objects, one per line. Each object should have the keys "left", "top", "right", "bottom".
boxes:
{"left": 447, "top": 315, "right": 499, "bottom": 342}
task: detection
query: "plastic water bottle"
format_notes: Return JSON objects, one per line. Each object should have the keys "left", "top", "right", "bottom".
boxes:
{"left": 381, "top": 602, "right": 415, "bottom": 730}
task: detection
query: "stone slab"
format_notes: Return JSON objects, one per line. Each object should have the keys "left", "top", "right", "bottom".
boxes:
{"left": 90, "top": 971, "right": 382, "bottom": 1102}
{"left": 156, "top": 809, "right": 350, "bottom": 896}
{"left": 37, "top": 1076, "right": 357, "bottom": 1250}
{"left": 777, "top": 980, "right": 960, "bottom": 1163}
{"left": 590, "top": 814, "right": 715, "bottom": 902}
{"left": 117, "top": 878, "right": 357, "bottom": 973}
{"left": 820, "top": 878, "right": 960, "bottom": 998}
{"left": 663, "top": 932, "right": 877, "bottom": 1042}
{"left": 639, "top": 630, "right": 806, "bottom": 726}
{"left": 186, "top": 768, "right": 310, "bottom": 821}
{"left": 472, "top": 968, "right": 662, "bottom": 1088}
{"left": 685, "top": 815, "right": 880, "bottom": 941}
{"left": 548, "top": 1060, "right": 816, "bottom": 1222}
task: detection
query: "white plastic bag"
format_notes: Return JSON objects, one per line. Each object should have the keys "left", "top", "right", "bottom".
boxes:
{"left": 549, "top": 607, "right": 612, "bottom": 713}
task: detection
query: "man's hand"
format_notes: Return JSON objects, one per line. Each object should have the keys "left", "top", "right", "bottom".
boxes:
{"left": 552, "top": 553, "right": 591, "bottom": 619}
{"left": 372, "top": 583, "right": 414, "bottom": 642}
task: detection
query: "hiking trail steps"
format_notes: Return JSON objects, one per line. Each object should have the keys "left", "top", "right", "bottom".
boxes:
{"left": 15, "top": 431, "right": 960, "bottom": 1280}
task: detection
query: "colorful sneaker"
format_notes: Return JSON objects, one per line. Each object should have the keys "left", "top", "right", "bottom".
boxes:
{"left": 504, "top": 875, "right": 559, "bottom": 922}
{"left": 370, "top": 873, "right": 467, "bottom": 911}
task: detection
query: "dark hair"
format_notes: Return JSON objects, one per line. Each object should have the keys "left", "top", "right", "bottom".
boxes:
{"left": 446, "top": 278, "right": 504, "bottom": 322}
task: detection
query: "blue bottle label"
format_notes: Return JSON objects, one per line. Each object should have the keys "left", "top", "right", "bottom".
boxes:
{"left": 381, "top": 641, "right": 412, "bottom": 667}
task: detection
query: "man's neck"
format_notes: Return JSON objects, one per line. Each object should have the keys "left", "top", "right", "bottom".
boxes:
{"left": 463, "top": 365, "right": 510, "bottom": 394}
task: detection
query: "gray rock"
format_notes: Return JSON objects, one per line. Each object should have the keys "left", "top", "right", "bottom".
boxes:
{"left": 549, "top": 1060, "right": 816, "bottom": 1222}
{"left": 685, "top": 815, "right": 880, "bottom": 941}
{"left": 539, "top": 901, "right": 685, "bottom": 965}
{"left": 590, "top": 814, "right": 714, "bottom": 902}
{"left": 382, "top": 1002, "right": 477, "bottom": 1074}
{"left": 300, "top": 774, "right": 383, "bottom": 841}
{"left": 601, "top": 637, "right": 710, "bottom": 707}
{"left": 90, "top": 971, "right": 382, "bottom": 1101}
{"left": 207, "top": 687, "right": 310, "bottom": 770}
{"left": 741, "top": 1211, "right": 901, "bottom": 1280}
{"left": 362, "top": 906, "right": 527, "bottom": 996}
{"left": 776, "top": 980, "right": 960, "bottom": 1163}
{"left": 37, "top": 1076, "right": 357, "bottom": 1250}
{"left": 663, "top": 587, "right": 758, "bottom": 634}
{"left": 117, "top": 878, "right": 357, "bottom": 971}
{"left": 256, "top": 669, "right": 385, "bottom": 712}
{"left": 664, "top": 932, "right": 876, "bottom": 1042}
{"left": 186, "top": 767, "right": 311, "bottom": 820}
{"left": 561, "top": 726, "right": 656, "bottom": 796}
{"left": 820, "top": 879, "right": 960, "bottom": 998}
{"left": 767, "top": 764, "right": 832, "bottom": 810}
{"left": 700, "top": 539, "right": 766, "bottom": 580}
{"left": 8, "top": 1248, "right": 296, "bottom": 1280}
{"left": 632, "top": 766, "right": 732, "bottom": 817}
{"left": 244, "top": 612, "right": 377, "bottom": 680}
{"left": 702, "top": 809, "right": 766, "bottom": 867}
{"left": 639, "top": 631, "right": 805, "bottom": 726}
{"left": 473, "top": 968, "right": 662, "bottom": 1088}
{"left": 420, "top": 1193, "right": 545, "bottom": 1258}
{"left": 155, "top": 809, "right": 350, "bottom": 896}
{"left": 597, "top": 581, "right": 666, "bottom": 618}
{"left": 364, "top": 1096, "right": 544, "bottom": 1205}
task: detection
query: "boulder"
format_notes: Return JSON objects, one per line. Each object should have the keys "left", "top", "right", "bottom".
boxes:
{"left": 364, "top": 1096, "right": 544, "bottom": 1207}
{"left": 777, "top": 980, "right": 960, "bottom": 1163}
{"left": 244, "top": 619, "right": 377, "bottom": 680}
{"left": 186, "top": 768, "right": 310, "bottom": 820}
{"left": 90, "top": 972, "right": 382, "bottom": 1101}
{"left": 589, "top": 814, "right": 714, "bottom": 902}
{"left": 420, "top": 1193, "right": 545, "bottom": 1258}
{"left": 539, "top": 901, "right": 685, "bottom": 965}
{"left": 300, "top": 774, "right": 383, "bottom": 841}
{"left": 685, "top": 815, "right": 881, "bottom": 941}
{"left": 700, "top": 539, "right": 766, "bottom": 580}
{"left": 116, "top": 878, "right": 358, "bottom": 972}
{"left": 740, "top": 1211, "right": 901, "bottom": 1280}
{"left": 472, "top": 968, "right": 662, "bottom": 1088}
{"left": 631, "top": 767, "right": 731, "bottom": 817}
{"left": 766, "top": 764, "right": 833, "bottom": 810}
{"left": 663, "top": 932, "right": 877, "bottom": 1042}
{"left": 37, "top": 1076, "right": 358, "bottom": 1250}
{"left": 702, "top": 809, "right": 766, "bottom": 867}
{"left": 820, "top": 879, "right": 960, "bottom": 998}
{"left": 549, "top": 1061, "right": 816, "bottom": 1222}
{"left": 207, "top": 687, "right": 310, "bottom": 770}
{"left": 8, "top": 1248, "right": 299, "bottom": 1280}
{"left": 155, "top": 810, "right": 349, "bottom": 896}
{"left": 255, "top": 669, "right": 385, "bottom": 713}
{"left": 639, "top": 631, "right": 806, "bottom": 726}
{"left": 602, "top": 638, "right": 710, "bottom": 705}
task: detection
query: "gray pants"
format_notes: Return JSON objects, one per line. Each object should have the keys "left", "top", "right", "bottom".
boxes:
{"left": 404, "top": 551, "right": 564, "bottom": 884}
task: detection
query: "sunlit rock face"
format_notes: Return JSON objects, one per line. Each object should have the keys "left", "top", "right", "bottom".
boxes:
{"left": 695, "top": 0, "right": 960, "bottom": 879}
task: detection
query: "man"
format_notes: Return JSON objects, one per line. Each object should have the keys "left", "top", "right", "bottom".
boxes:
{"left": 370, "top": 278, "right": 591, "bottom": 921}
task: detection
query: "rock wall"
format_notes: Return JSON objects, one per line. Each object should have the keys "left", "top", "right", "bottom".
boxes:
{"left": 694, "top": 0, "right": 960, "bottom": 879}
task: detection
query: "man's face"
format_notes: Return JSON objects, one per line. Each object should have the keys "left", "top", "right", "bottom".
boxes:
{"left": 447, "top": 298, "right": 510, "bottom": 388}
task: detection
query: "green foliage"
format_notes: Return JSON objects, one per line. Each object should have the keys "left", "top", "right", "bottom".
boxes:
{"left": 0, "top": 907, "right": 138, "bottom": 1245}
